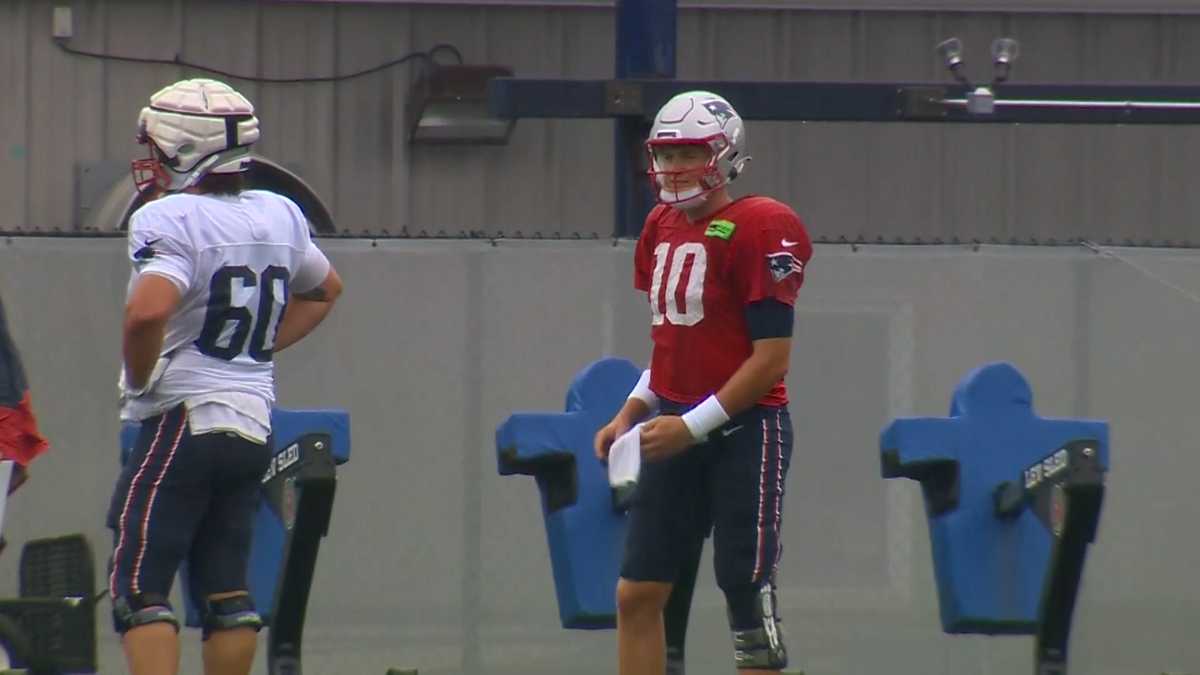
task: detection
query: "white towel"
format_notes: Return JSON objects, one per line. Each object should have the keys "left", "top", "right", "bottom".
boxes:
{"left": 607, "top": 423, "right": 643, "bottom": 489}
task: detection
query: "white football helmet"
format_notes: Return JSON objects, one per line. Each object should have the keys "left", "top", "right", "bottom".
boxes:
{"left": 646, "top": 90, "right": 750, "bottom": 207}
{"left": 132, "top": 78, "right": 260, "bottom": 193}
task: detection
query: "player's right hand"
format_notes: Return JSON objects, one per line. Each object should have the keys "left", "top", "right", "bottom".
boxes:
{"left": 594, "top": 417, "right": 631, "bottom": 462}
{"left": 118, "top": 355, "right": 170, "bottom": 402}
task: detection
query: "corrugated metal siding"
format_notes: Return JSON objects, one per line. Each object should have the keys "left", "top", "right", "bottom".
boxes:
{"left": 3, "top": 1, "right": 1200, "bottom": 241}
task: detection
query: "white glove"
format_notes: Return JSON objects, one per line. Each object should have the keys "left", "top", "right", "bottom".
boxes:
{"left": 118, "top": 356, "right": 170, "bottom": 400}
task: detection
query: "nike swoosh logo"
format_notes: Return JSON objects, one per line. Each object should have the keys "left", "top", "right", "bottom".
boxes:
{"left": 719, "top": 425, "right": 744, "bottom": 437}
{"left": 781, "top": 239, "right": 801, "bottom": 247}
{"left": 133, "top": 238, "right": 161, "bottom": 261}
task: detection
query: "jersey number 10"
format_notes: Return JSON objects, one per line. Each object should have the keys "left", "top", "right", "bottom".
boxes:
{"left": 196, "top": 265, "right": 289, "bottom": 362}
{"left": 649, "top": 242, "right": 707, "bottom": 326}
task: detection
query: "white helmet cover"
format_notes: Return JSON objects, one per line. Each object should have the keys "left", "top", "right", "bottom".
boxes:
{"left": 646, "top": 90, "right": 750, "bottom": 206}
{"left": 133, "top": 78, "right": 260, "bottom": 192}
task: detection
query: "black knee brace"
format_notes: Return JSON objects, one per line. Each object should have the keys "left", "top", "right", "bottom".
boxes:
{"left": 112, "top": 593, "right": 180, "bottom": 635}
{"left": 725, "top": 582, "right": 788, "bottom": 670}
{"left": 201, "top": 595, "right": 264, "bottom": 641}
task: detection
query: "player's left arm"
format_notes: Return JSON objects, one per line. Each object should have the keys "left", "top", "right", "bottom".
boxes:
{"left": 274, "top": 230, "right": 342, "bottom": 353}
{"left": 713, "top": 333, "right": 791, "bottom": 416}
{"left": 713, "top": 206, "right": 810, "bottom": 418}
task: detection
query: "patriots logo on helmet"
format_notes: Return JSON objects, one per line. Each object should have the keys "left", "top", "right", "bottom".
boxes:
{"left": 766, "top": 252, "right": 803, "bottom": 283}
{"left": 703, "top": 100, "right": 736, "bottom": 128}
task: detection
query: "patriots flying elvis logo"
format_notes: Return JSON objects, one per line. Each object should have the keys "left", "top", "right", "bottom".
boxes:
{"left": 766, "top": 252, "right": 803, "bottom": 282}
{"left": 703, "top": 100, "right": 735, "bottom": 128}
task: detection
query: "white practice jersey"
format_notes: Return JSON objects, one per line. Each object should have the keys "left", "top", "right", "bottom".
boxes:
{"left": 120, "top": 190, "right": 330, "bottom": 438}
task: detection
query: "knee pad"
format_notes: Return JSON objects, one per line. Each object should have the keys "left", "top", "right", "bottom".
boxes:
{"left": 724, "top": 582, "right": 788, "bottom": 670}
{"left": 112, "top": 593, "right": 180, "bottom": 635}
{"left": 201, "top": 595, "right": 264, "bottom": 641}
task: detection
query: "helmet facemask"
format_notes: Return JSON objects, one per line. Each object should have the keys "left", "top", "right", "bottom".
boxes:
{"left": 131, "top": 135, "right": 173, "bottom": 195}
{"left": 646, "top": 135, "right": 730, "bottom": 208}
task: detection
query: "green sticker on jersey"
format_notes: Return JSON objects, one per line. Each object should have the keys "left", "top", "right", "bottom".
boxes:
{"left": 705, "top": 219, "right": 736, "bottom": 240}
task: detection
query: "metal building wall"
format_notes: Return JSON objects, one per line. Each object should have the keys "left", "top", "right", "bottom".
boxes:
{"left": 2, "top": 1, "right": 1200, "bottom": 241}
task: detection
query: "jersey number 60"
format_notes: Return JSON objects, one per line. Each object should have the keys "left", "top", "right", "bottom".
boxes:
{"left": 196, "top": 265, "right": 289, "bottom": 363}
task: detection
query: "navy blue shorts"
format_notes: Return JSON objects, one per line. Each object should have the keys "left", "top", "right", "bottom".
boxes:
{"left": 620, "top": 403, "right": 793, "bottom": 590}
{"left": 106, "top": 404, "right": 272, "bottom": 612}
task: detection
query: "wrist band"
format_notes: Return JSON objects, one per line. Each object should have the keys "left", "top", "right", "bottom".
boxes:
{"left": 681, "top": 395, "right": 730, "bottom": 441}
{"left": 628, "top": 369, "right": 660, "bottom": 412}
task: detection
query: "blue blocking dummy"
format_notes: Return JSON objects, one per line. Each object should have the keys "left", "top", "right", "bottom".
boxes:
{"left": 495, "top": 357, "right": 641, "bottom": 629}
{"left": 881, "top": 362, "right": 1109, "bottom": 635}
{"left": 120, "top": 408, "right": 350, "bottom": 626}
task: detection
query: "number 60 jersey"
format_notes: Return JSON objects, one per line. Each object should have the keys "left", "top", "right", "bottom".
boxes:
{"left": 634, "top": 196, "right": 812, "bottom": 408}
{"left": 121, "top": 190, "right": 330, "bottom": 423}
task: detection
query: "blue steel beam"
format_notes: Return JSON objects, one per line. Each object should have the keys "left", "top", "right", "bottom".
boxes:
{"left": 490, "top": 78, "right": 1200, "bottom": 125}
{"left": 614, "top": 0, "right": 676, "bottom": 237}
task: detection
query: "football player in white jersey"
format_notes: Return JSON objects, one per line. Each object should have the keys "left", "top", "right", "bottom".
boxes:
{"left": 108, "top": 78, "right": 343, "bottom": 675}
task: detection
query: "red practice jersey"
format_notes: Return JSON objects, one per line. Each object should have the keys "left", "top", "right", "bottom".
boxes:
{"left": 634, "top": 196, "right": 812, "bottom": 406}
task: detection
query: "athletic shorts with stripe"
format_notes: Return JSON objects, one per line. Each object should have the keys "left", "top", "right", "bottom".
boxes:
{"left": 106, "top": 404, "right": 272, "bottom": 622}
{"left": 619, "top": 402, "right": 793, "bottom": 591}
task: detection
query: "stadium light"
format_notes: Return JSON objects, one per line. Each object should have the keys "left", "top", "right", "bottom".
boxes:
{"left": 937, "top": 37, "right": 1021, "bottom": 115}
{"left": 406, "top": 64, "right": 515, "bottom": 144}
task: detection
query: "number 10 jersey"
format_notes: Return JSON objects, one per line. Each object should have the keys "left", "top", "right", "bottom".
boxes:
{"left": 634, "top": 196, "right": 812, "bottom": 407}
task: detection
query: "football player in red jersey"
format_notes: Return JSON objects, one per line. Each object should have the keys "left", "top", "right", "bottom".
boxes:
{"left": 595, "top": 91, "right": 812, "bottom": 675}
{"left": 0, "top": 292, "right": 50, "bottom": 498}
